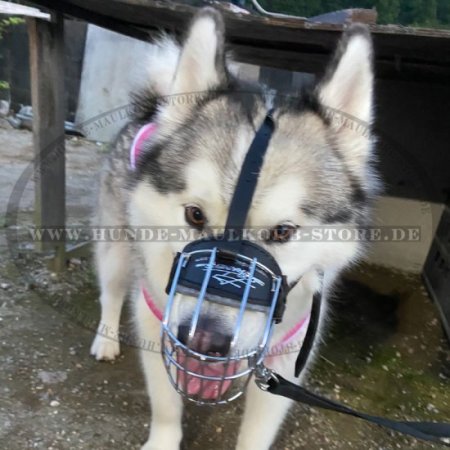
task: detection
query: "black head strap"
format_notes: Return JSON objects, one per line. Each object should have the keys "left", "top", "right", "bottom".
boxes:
{"left": 224, "top": 110, "right": 275, "bottom": 240}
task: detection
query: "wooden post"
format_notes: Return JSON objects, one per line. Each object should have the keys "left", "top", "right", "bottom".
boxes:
{"left": 28, "top": 14, "right": 66, "bottom": 271}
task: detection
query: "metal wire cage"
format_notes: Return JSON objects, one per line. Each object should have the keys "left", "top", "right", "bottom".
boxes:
{"left": 160, "top": 247, "right": 283, "bottom": 405}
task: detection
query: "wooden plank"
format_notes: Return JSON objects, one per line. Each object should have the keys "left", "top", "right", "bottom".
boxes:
{"left": 0, "top": 0, "right": 50, "bottom": 19}
{"left": 28, "top": 14, "right": 66, "bottom": 270}
{"left": 27, "top": 0, "right": 153, "bottom": 41}
{"left": 26, "top": 0, "right": 450, "bottom": 82}
{"left": 231, "top": 44, "right": 450, "bottom": 84}
{"left": 309, "top": 8, "right": 377, "bottom": 24}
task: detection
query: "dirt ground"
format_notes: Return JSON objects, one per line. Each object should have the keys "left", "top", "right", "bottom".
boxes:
{"left": 0, "top": 123, "right": 449, "bottom": 450}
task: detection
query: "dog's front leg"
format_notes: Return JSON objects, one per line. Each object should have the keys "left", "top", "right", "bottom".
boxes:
{"left": 140, "top": 349, "right": 183, "bottom": 450}
{"left": 137, "top": 299, "right": 183, "bottom": 450}
{"left": 236, "top": 378, "right": 293, "bottom": 450}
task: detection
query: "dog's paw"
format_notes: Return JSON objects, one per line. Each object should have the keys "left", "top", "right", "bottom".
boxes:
{"left": 90, "top": 334, "right": 120, "bottom": 361}
{"left": 141, "top": 440, "right": 179, "bottom": 450}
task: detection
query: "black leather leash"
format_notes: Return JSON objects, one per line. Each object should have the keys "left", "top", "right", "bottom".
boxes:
{"left": 256, "top": 289, "right": 450, "bottom": 446}
{"left": 262, "top": 373, "right": 450, "bottom": 446}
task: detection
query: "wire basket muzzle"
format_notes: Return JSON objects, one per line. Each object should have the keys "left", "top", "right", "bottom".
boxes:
{"left": 161, "top": 237, "right": 287, "bottom": 404}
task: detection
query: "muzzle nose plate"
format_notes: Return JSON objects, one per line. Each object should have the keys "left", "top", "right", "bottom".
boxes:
{"left": 165, "top": 236, "right": 288, "bottom": 321}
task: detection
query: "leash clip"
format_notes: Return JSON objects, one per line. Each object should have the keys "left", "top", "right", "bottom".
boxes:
{"left": 254, "top": 364, "right": 279, "bottom": 391}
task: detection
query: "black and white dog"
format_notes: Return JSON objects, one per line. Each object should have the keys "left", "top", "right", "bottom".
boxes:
{"left": 91, "top": 8, "right": 378, "bottom": 449}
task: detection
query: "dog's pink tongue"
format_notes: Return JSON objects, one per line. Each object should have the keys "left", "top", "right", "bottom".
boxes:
{"left": 177, "top": 354, "right": 238, "bottom": 400}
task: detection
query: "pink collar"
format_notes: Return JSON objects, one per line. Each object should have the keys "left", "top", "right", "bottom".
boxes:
{"left": 130, "top": 122, "right": 157, "bottom": 169}
{"left": 143, "top": 286, "right": 163, "bottom": 322}
{"left": 142, "top": 287, "right": 310, "bottom": 350}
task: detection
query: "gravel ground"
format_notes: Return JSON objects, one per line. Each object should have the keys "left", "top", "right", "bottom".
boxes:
{"left": 0, "top": 124, "right": 449, "bottom": 450}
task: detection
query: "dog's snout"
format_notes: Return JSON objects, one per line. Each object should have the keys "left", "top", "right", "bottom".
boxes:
{"left": 178, "top": 323, "right": 232, "bottom": 356}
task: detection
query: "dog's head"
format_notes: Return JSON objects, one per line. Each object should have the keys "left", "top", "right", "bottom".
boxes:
{"left": 129, "top": 8, "right": 377, "bottom": 378}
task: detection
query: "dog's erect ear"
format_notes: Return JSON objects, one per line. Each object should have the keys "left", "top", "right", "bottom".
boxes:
{"left": 318, "top": 24, "right": 374, "bottom": 127}
{"left": 316, "top": 24, "right": 374, "bottom": 168}
{"left": 171, "top": 8, "right": 227, "bottom": 95}
{"left": 156, "top": 8, "right": 227, "bottom": 130}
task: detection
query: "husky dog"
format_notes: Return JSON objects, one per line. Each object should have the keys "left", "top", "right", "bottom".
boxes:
{"left": 90, "top": 7, "right": 378, "bottom": 450}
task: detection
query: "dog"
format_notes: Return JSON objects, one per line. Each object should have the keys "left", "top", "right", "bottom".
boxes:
{"left": 90, "top": 7, "right": 378, "bottom": 450}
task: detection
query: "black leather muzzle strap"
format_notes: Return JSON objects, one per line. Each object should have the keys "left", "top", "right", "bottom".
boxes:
{"left": 224, "top": 111, "right": 275, "bottom": 240}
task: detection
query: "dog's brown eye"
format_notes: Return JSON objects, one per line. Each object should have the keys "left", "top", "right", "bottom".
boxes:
{"left": 269, "top": 224, "right": 296, "bottom": 243}
{"left": 185, "top": 205, "right": 206, "bottom": 229}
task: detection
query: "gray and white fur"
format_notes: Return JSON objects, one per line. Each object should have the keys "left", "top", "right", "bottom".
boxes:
{"left": 90, "top": 7, "right": 379, "bottom": 450}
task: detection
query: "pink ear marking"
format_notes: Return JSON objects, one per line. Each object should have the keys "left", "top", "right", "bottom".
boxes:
{"left": 130, "top": 123, "right": 158, "bottom": 170}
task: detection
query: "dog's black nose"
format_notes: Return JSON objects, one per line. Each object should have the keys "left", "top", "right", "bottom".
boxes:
{"left": 178, "top": 322, "right": 232, "bottom": 356}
